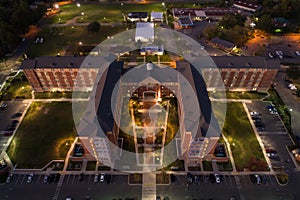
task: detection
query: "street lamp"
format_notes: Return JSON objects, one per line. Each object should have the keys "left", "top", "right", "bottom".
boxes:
{"left": 81, "top": 12, "right": 84, "bottom": 16}
{"left": 54, "top": 4, "right": 59, "bottom": 9}
{"left": 78, "top": 41, "right": 82, "bottom": 45}
{"left": 76, "top": 3, "right": 81, "bottom": 8}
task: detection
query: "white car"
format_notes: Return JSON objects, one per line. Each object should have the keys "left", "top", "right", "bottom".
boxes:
{"left": 43, "top": 175, "right": 49, "bottom": 183}
{"left": 94, "top": 174, "right": 99, "bottom": 183}
{"left": 250, "top": 111, "right": 260, "bottom": 116}
{"left": 255, "top": 174, "right": 261, "bottom": 184}
{"left": 6, "top": 174, "right": 13, "bottom": 183}
{"left": 295, "top": 51, "right": 300, "bottom": 56}
{"left": 27, "top": 174, "right": 34, "bottom": 183}
{"left": 100, "top": 173, "right": 105, "bottom": 183}
{"left": 214, "top": 174, "right": 221, "bottom": 184}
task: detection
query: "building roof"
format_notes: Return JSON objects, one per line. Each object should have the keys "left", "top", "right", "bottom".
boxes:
{"left": 151, "top": 11, "right": 163, "bottom": 19}
{"left": 135, "top": 22, "right": 154, "bottom": 43}
{"left": 128, "top": 12, "right": 148, "bottom": 19}
{"left": 178, "top": 17, "right": 193, "bottom": 26}
{"left": 176, "top": 61, "right": 221, "bottom": 138}
{"left": 210, "top": 37, "right": 235, "bottom": 49}
{"left": 97, "top": 61, "right": 123, "bottom": 133}
{"left": 233, "top": 1, "right": 261, "bottom": 11}
{"left": 211, "top": 56, "right": 281, "bottom": 69}
{"left": 173, "top": 7, "right": 239, "bottom": 18}
{"left": 20, "top": 56, "right": 85, "bottom": 69}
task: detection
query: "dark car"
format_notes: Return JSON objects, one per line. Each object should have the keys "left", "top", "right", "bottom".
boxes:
{"left": 106, "top": 174, "right": 112, "bottom": 184}
{"left": 6, "top": 127, "right": 15, "bottom": 132}
{"left": 209, "top": 174, "right": 215, "bottom": 183}
{"left": 54, "top": 173, "right": 60, "bottom": 182}
{"left": 79, "top": 173, "right": 84, "bottom": 181}
{"left": 249, "top": 174, "right": 256, "bottom": 183}
{"left": 3, "top": 132, "right": 13, "bottom": 136}
{"left": 11, "top": 120, "right": 19, "bottom": 124}
{"left": 11, "top": 113, "right": 22, "bottom": 118}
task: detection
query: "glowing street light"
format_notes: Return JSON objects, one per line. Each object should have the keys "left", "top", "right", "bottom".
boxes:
{"left": 76, "top": 3, "right": 81, "bottom": 7}
{"left": 162, "top": 2, "right": 165, "bottom": 6}
{"left": 54, "top": 4, "right": 59, "bottom": 9}
{"left": 81, "top": 12, "right": 84, "bottom": 16}
{"left": 78, "top": 41, "right": 82, "bottom": 45}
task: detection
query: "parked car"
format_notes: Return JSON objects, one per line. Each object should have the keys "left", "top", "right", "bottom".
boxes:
{"left": 11, "top": 120, "right": 19, "bottom": 124}
{"left": 94, "top": 174, "right": 99, "bottom": 183}
{"left": 11, "top": 113, "right": 22, "bottom": 118}
{"left": 214, "top": 174, "right": 221, "bottom": 184}
{"left": 255, "top": 174, "right": 261, "bottom": 184}
{"left": 27, "top": 174, "right": 34, "bottom": 183}
{"left": 3, "top": 132, "right": 13, "bottom": 136}
{"left": 54, "top": 173, "right": 60, "bottom": 182}
{"left": 250, "top": 111, "right": 260, "bottom": 116}
{"left": 6, "top": 174, "right": 13, "bottom": 183}
{"left": 100, "top": 173, "right": 105, "bottom": 183}
{"left": 0, "top": 103, "right": 7, "bottom": 110}
{"left": 79, "top": 173, "right": 84, "bottom": 181}
{"left": 43, "top": 174, "right": 49, "bottom": 183}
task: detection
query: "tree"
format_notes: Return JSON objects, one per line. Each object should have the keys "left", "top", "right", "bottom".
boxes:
{"left": 87, "top": 21, "right": 101, "bottom": 33}
{"left": 286, "top": 66, "right": 300, "bottom": 80}
{"left": 256, "top": 14, "right": 274, "bottom": 33}
{"left": 218, "top": 13, "right": 246, "bottom": 29}
{"left": 296, "top": 89, "right": 300, "bottom": 97}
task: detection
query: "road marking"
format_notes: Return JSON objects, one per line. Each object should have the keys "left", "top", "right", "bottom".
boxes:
{"left": 52, "top": 174, "right": 65, "bottom": 200}
{"left": 234, "top": 176, "right": 246, "bottom": 200}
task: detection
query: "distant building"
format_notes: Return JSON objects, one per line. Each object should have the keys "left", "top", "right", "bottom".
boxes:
{"left": 172, "top": 7, "right": 240, "bottom": 21}
{"left": 272, "top": 17, "right": 289, "bottom": 28}
{"left": 135, "top": 22, "right": 154, "bottom": 43}
{"left": 140, "top": 45, "right": 164, "bottom": 56}
{"left": 127, "top": 12, "right": 148, "bottom": 22}
{"left": 208, "top": 37, "right": 235, "bottom": 52}
{"left": 177, "top": 17, "right": 194, "bottom": 29}
{"left": 151, "top": 12, "right": 163, "bottom": 22}
{"left": 233, "top": 1, "right": 261, "bottom": 12}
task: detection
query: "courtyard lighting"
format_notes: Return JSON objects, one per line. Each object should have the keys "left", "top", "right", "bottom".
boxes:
{"left": 54, "top": 4, "right": 59, "bottom": 9}
{"left": 162, "top": 2, "right": 165, "bottom": 6}
{"left": 78, "top": 41, "right": 82, "bottom": 45}
{"left": 76, "top": 3, "right": 81, "bottom": 7}
{"left": 81, "top": 12, "right": 84, "bottom": 16}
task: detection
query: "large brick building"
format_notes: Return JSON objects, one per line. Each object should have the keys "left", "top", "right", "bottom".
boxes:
{"left": 20, "top": 56, "right": 98, "bottom": 92}
{"left": 21, "top": 56, "right": 280, "bottom": 93}
{"left": 201, "top": 56, "right": 279, "bottom": 92}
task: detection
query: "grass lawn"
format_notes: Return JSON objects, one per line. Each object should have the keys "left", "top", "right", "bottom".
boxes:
{"left": 222, "top": 102, "right": 268, "bottom": 171}
{"left": 210, "top": 91, "right": 267, "bottom": 100}
{"left": 25, "top": 25, "right": 126, "bottom": 58}
{"left": 128, "top": 173, "right": 142, "bottom": 184}
{"left": 0, "top": 73, "right": 32, "bottom": 100}
{"left": 86, "top": 161, "right": 97, "bottom": 171}
{"left": 202, "top": 161, "right": 213, "bottom": 171}
{"left": 7, "top": 102, "right": 76, "bottom": 169}
{"left": 47, "top": 3, "right": 165, "bottom": 24}
{"left": 34, "top": 91, "right": 90, "bottom": 99}
{"left": 156, "top": 173, "right": 170, "bottom": 184}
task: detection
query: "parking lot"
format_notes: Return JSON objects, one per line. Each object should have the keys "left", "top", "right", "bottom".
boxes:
{"left": 265, "top": 43, "right": 300, "bottom": 64}
{"left": 0, "top": 100, "right": 27, "bottom": 152}
{"left": 158, "top": 174, "right": 278, "bottom": 200}
{"left": 246, "top": 101, "right": 296, "bottom": 171}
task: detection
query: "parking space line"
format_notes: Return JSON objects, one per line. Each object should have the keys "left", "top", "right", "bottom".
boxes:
{"left": 267, "top": 175, "right": 274, "bottom": 186}
{"left": 36, "top": 174, "right": 42, "bottom": 184}
{"left": 14, "top": 175, "right": 20, "bottom": 184}
{"left": 20, "top": 175, "right": 26, "bottom": 184}
{"left": 66, "top": 175, "right": 70, "bottom": 184}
